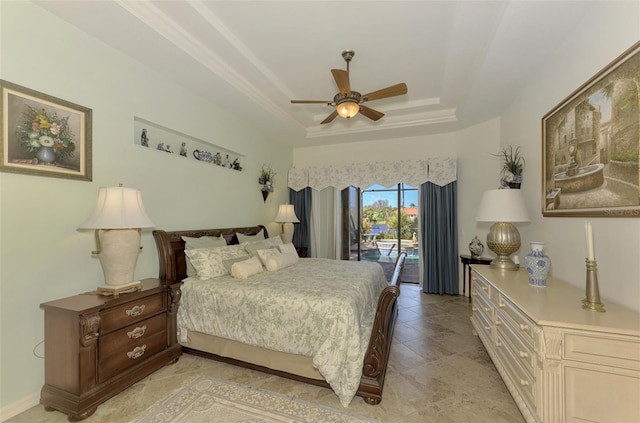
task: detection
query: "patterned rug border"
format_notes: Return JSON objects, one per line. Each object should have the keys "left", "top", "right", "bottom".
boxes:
{"left": 137, "top": 374, "right": 379, "bottom": 423}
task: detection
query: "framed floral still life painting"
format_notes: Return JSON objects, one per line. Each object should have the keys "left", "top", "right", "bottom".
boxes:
{"left": 542, "top": 42, "right": 640, "bottom": 217}
{"left": 1, "top": 80, "right": 92, "bottom": 181}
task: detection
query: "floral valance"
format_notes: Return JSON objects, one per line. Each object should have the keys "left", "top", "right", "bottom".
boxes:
{"left": 287, "top": 157, "right": 456, "bottom": 191}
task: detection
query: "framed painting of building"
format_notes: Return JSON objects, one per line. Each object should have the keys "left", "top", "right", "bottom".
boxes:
{"left": 1, "top": 80, "right": 92, "bottom": 181}
{"left": 542, "top": 41, "right": 640, "bottom": 217}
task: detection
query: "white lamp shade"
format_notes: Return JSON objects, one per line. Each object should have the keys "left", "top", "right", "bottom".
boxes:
{"left": 79, "top": 186, "right": 155, "bottom": 229}
{"left": 476, "top": 189, "right": 530, "bottom": 223}
{"left": 274, "top": 204, "right": 300, "bottom": 223}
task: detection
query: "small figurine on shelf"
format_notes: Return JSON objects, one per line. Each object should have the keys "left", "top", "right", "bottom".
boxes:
{"left": 179, "top": 142, "right": 187, "bottom": 157}
{"left": 156, "top": 142, "right": 165, "bottom": 151}
{"left": 224, "top": 154, "right": 231, "bottom": 168}
{"left": 214, "top": 152, "right": 222, "bottom": 166}
{"left": 140, "top": 128, "right": 149, "bottom": 147}
{"left": 232, "top": 158, "right": 242, "bottom": 171}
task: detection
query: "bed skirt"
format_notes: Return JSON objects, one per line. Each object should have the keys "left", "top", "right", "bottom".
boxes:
{"left": 182, "top": 330, "right": 325, "bottom": 381}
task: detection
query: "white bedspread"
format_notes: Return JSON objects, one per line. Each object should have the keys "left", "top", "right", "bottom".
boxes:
{"left": 177, "top": 258, "right": 388, "bottom": 406}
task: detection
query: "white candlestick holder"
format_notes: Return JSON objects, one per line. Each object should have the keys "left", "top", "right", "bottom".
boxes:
{"left": 582, "top": 259, "right": 605, "bottom": 312}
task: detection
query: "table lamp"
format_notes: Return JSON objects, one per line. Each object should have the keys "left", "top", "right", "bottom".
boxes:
{"left": 476, "top": 188, "right": 530, "bottom": 270}
{"left": 78, "top": 185, "right": 155, "bottom": 295}
{"left": 274, "top": 204, "right": 299, "bottom": 244}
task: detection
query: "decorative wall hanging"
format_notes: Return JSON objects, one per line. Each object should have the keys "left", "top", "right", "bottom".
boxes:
{"left": 0, "top": 80, "right": 92, "bottom": 181}
{"left": 259, "top": 164, "right": 275, "bottom": 202}
{"left": 542, "top": 41, "right": 640, "bottom": 217}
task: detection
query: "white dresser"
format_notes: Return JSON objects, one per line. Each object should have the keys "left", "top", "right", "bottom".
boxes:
{"left": 470, "top": 266, "right": 640, "bottom": 423}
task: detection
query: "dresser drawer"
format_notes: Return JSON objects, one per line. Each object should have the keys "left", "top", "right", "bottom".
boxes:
{"left": 495, "top": 331, "right": 536, "bottom": 412}
{"left": 496, "top": 315, "right": 535, "bottom": 378}
{"left": 99, "top": 313, "right": 166, "bottom": 358}
{"left": 472, "top": 272, "right": 492, "bottom": 301}
{"left": 494, "top": 294, "right": 535, "bottom": 347}
{"left": 100, "top": 293, "right": 165, "bottom": 334}
{"left": 564, "top": 331, "right": 640, "bottom": 370}
{"left": 99, "top": 330, "right": 167, "bottom": 383}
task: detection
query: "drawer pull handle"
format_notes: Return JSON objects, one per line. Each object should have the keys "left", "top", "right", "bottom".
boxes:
{"left": 495, "top": 319, "right": 502, "bottom": 326}
{"left": 519, "top": 351, "right": 529, "bottom": 358}
{"left": 484, "top": 325, "right": 491, "bottom": 331}
{"left": 127, "top": 326, "right": 147, "bottom": 339}
{"left": 498, "top": 302, "right": 506, "bottom": 308}
{"left": 496, "top": 341, "right": 502, "bottom": 347}
{"left": 519, "top": 323, "right": 530, "bottom": 331}
{"left": 472, "top": 306, "right": 477, "bottom": 312}
{"left": 481, "top": 286, "right": 488, "bottom": 291}
{"left": 483, "top": 307, "right": 491, "bottom": 312}
{"left": 472, "top": 292, "right": 477, "bottom": 296}
{"left": 126, "top": 305, "right": 146, "bottom": 317}
{"left": 520, "top": 379, "right": 529, "bottom": 386}
{"left": 127, "top": 345, "right": 146, "bottom": 359}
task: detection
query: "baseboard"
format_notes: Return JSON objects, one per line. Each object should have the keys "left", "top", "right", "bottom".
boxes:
{"left": 0, "top": 392, "right": 39, "bottom": 422}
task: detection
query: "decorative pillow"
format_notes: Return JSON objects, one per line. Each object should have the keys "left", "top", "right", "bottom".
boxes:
{"left": 236, "top": 229, "right": 264, "bottom": 244}
{"left": 230, "top": 256, "right": 264, "bottom": 279}
{"left": 185, "top": 245, "right": 248, "bottom": 280}
{"left": 264, "top": 251, "right": 299, "bottom": 272}
{"left": 182, "top": 235, "right": 228, "bottom": 277}
{"left": 256, "top": 248, "right": 281, "bottom": 269}
{"left": 243, "top": 237, "right": 283, "bottom": 259}
{"left": 222, "top": 256, "right": 252, "bottom": 274}
{"left": 278, "top": 243, "right": 298, "bottom": 257}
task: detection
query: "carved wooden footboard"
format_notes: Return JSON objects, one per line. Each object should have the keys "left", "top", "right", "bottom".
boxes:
{"left": 152, "top": 226, "right": 405, "bottom": 405}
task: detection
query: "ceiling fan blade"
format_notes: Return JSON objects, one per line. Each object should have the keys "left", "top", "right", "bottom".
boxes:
{"left": 362, "top": 83, "right": 408, "bottom": 102}
{"left": 359, "top": 105, "right": 384, "bottom": 121}
{"left": 331, "top": 69, "right": 351, "bottom": 94}
{"left": 321, "top": 110, "right": 339, "bottom": 124}
{"left": 291, "top": 100, "right": 332, "bottom": 104}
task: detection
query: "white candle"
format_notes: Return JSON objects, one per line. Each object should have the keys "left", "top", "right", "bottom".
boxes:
{"left": 585, "top": 221, "right": 595, "bottom": 260}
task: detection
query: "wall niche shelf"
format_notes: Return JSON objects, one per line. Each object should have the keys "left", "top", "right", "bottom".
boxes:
{"left": 133, "top": 117, "right": 244, "bottom": 172}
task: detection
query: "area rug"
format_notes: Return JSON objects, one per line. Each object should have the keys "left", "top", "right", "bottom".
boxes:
{"left": 137, "top": 375, "right": 379, "bottom": 423}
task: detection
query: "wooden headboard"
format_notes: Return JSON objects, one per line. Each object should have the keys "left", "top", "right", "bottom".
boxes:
{"left": 152, "top": 225, "right": 267, "bottom": 282}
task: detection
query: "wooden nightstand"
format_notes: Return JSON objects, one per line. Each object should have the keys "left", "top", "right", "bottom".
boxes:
{"left": 40, "top": 278, "right": 182, "bottom": 421}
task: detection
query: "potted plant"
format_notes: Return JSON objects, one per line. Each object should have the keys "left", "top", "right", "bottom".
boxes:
{"left": 259, "top": 164, "right": 276, "bottom": 201}
{"left": 494, "top": 145, "right": 525, "bottom": 188}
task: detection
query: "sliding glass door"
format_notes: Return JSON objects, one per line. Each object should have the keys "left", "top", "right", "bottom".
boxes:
{"left": 345, "top": 184, "right": 419, "bottom": 283}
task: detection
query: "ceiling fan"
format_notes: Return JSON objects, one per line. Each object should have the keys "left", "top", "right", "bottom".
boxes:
{"left": 291, "top": 50, "right": 408, "bottom": 124}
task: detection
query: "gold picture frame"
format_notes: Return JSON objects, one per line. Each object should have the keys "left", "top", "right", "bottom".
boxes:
{"left": 542, "top": 41, "right": 639, "bottom": 217}
{"left": 1, "top": 80, "right": 92, "bottom": 181}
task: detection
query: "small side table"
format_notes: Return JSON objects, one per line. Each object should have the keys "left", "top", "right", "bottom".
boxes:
{"left": 460, "top": 254, "right": 492, "bottom": 302}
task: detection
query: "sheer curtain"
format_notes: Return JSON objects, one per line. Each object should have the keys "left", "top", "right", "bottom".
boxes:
{"left": 420, "top": 181, "right": 459, "bottom": 294}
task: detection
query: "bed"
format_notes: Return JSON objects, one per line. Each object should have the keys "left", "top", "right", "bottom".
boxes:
{"left": 153, "top": 225, "right": 405, "bottom": 406}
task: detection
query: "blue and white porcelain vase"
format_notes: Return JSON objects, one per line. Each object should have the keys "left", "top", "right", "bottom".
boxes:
{"left": 524, "top": 242, "right": 551, "bottom": 287}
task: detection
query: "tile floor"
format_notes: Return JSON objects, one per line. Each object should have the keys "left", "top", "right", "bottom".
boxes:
{"left": 7, "top": 285, "right": 524, "bottom": 423}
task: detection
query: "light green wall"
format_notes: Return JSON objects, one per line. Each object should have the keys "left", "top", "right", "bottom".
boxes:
{"left": 500, "top": 2, "right": 640, "bottom": 311}
{"left": 0, "top": 2, "right": 291, "bottom": 411}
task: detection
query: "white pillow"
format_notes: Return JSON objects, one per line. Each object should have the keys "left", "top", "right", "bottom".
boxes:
{"left": 264, "top": 251, "right": 299, "bottom": 272}
{"left": 278, "top": 243, "right": 298, "bottom": 256}
{"left": 256, "top": 248, "right": 281, "bottom": 269}
{"left": 185, "top": 245, "right": 248, "bottom": 280}
{"left": 182, "top": 236, "right": 227, "bottom": 277}
{"left": 236, "top": 229, "right": 264, "bottom": 244}
{"left": 243, "top": 237, "right": 283, "bottom": 258}
{"left": 230, "top": 256, "right": 264, "bottom": 279}
{"left": 182, "top": 235, "right": 227, "bottom": 249}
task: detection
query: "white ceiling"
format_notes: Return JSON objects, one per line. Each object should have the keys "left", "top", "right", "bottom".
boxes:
{"left": 34, "top": 1, "right": 603, "bottom": 148}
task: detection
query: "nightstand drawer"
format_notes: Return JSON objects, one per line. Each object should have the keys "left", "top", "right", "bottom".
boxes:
{"left": 99, "top": 330, "right": 167, "bottom": 383}
{"left": 100, "top": 293, "right": 165, "bottom": 334}
{"left": 99, "top": 313, "right": 166, "bottom": 357}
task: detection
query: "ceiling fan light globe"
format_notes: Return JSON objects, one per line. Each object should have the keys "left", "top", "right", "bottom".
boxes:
{"left": 336, "top": 101, "right": 360, "bottom": 119}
